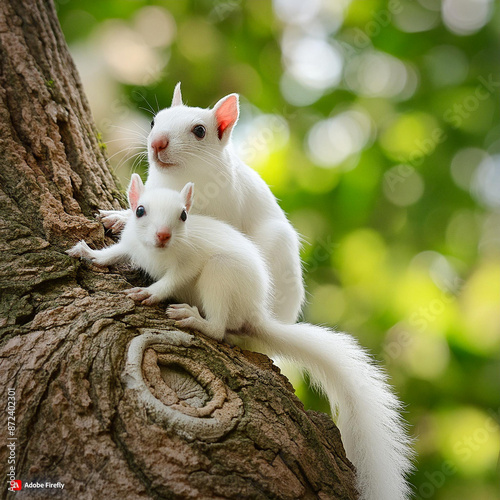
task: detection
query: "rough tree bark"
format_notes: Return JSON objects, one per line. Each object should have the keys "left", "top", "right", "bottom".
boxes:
{"left": 0, "top": 1, "right": 358, "bottom": 499}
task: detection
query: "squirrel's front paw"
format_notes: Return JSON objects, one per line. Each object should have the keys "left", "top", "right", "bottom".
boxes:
{"left": 66, "top": 240, "right": 93, "bottom": 260}
{"left": 67, "top": 241, "right": 110, "bottom": 267}
{"left": 123, "top": 287, "right": 160, "bottom": 305}
{"left": 98, "top": 209, "right": 130, "bottom": 233}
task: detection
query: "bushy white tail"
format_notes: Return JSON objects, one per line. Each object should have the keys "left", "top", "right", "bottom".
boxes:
{"left": 255, "top": 320, "right": 413, "bottom": 500}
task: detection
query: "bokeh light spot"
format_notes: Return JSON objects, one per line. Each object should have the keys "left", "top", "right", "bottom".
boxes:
{"left": 424, "top": 45, "right": 469, "bottom": 87}
{"left": 383, "top": 164, "right": 424, "bottom": 206}
{"left": 380, "top": 112, "right": 439, "bottom": 162}
{"left": 442, "top": 0, "right": 493, "bottom": 35}
{"left": 437, "top": 407, "right": 500, "bottom": 476}
{"left": 344, "top": 51, "right": 418, "bottom": 100}
{"left": 282, "top": 36, "right": 343, "bottom": 91}
{"left": 393, "top": 0, "right": 440, "bottom": 32}
{"left": 134, "top": 6, "right": 176, "bottom": 48}
{"left": 471, "top": 155, "right": 500, "bottom": 209}
{"left": 306, "top": 109, "right": 372, "bottom": 168}
{"left": 450, "top": 148, "right": 488, "bottom": 191}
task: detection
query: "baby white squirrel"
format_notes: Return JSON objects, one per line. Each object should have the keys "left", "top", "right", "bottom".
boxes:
{"left": 99, "top": 83, "right": 304, "bottom": 325}
{"left": 68, "top": 174, "right": 413, "bottom": 500}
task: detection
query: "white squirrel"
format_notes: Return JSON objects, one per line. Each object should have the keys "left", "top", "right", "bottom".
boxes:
{"left": 68, "top": 174, "right": 413, "bottom": 500}
{"left": 99, "top": 83, "right": 304, "bottom": 324}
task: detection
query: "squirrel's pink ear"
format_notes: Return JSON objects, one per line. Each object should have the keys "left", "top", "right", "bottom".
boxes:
{"left": 127, "top": 174, "right": 145, "bottom": 211}
{"left": 213, "top": 94, "right": 239, "bottom": 141}
{"left": 180, "top": 182, "right": 194, "bottom": 213}
{"left": 171, "top": 82, "right": 183, "bottom": 107}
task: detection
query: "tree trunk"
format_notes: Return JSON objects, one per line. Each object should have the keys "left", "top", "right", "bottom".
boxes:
{"left": 0, "top": 1, "right": 358, "bottom": 498}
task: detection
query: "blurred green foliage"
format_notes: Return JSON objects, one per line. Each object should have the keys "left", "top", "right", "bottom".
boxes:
{"left": 56, "top": 0, "right": 500, "bottom": 497}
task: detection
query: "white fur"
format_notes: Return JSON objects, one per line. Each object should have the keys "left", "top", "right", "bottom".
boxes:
{"left": 99, "top": 84, "right": 304, "bottom": 324}
{"left": 69, "top": 181, "right": 413, "bottom": 500}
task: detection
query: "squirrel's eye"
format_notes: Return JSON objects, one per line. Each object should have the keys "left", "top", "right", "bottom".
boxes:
{"left": 180, "top": 209, "right": 187, "bottom": 222}
{"left": 192, "top": 125, "right": 206, "bottom": 139}
{"left": 136, "top": 206, "right": 146, "bottom": 218}
{"left": 150, "top": 119, "right": 155, "bottom": 129}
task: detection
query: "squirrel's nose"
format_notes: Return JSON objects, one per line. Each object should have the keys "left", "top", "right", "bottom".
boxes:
{"left": 151, "top": 135, "right": 169, "bottom": 155}
{"left": 156, "top": 229, "right": 171, "bottom": 246}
